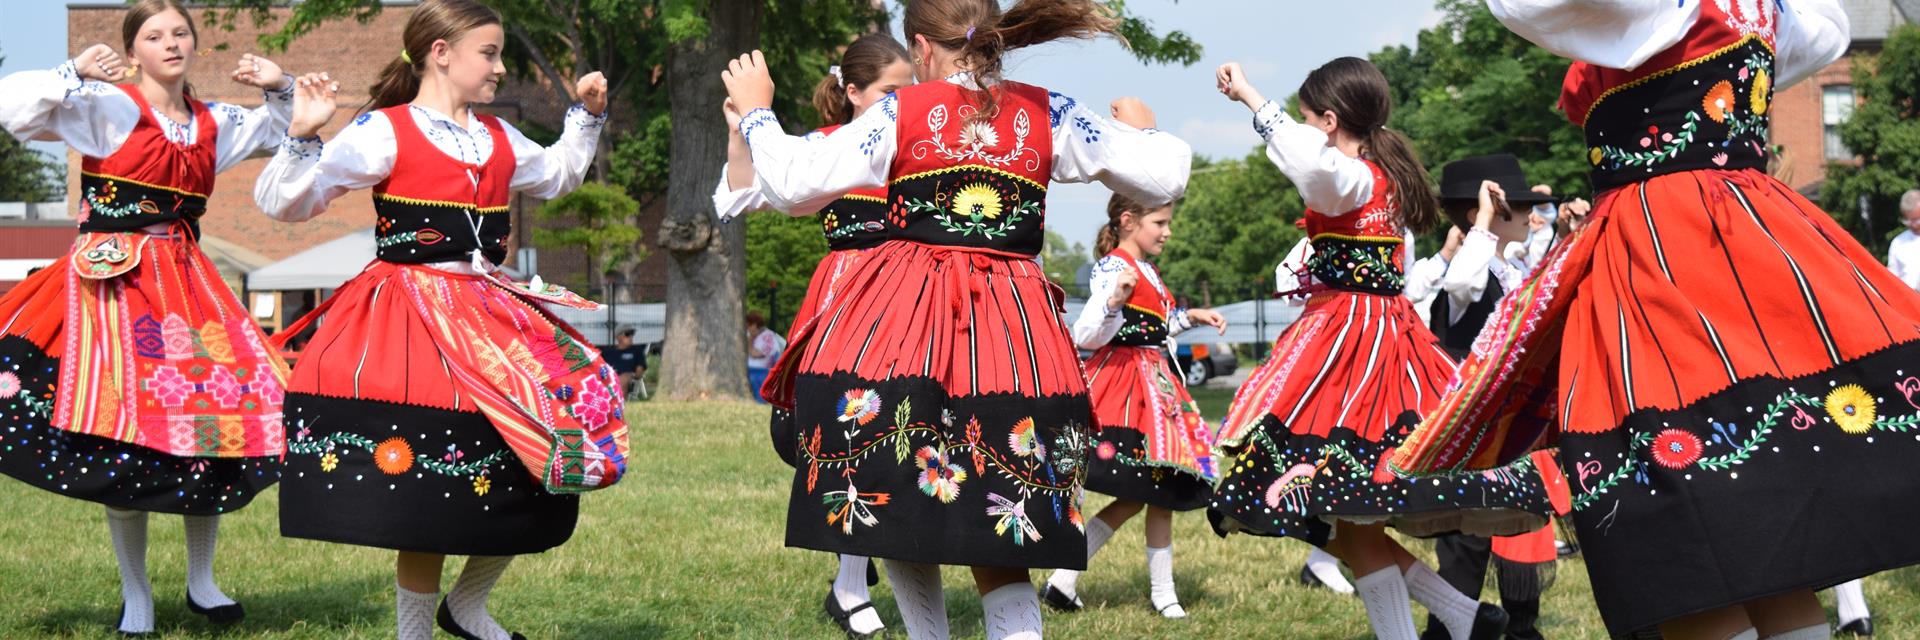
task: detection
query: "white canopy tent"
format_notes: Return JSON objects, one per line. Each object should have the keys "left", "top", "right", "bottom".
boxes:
{"left": 247, "top": 228, "right": 375, "bottom": 291}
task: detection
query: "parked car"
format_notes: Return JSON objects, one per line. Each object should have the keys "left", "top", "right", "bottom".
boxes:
{"left": 1173, "top": 341, "right": 1238, "bottom": 386}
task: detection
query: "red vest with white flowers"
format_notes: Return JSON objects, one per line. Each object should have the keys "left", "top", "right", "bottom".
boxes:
{"left": 886, "top": 80, "right": 1054, "bottom": 256}
{"left": 77, "top": 85, "right": 217, "bottom": 233}
{"left": 372, "top": 105, "right": 517, "bottom": 265}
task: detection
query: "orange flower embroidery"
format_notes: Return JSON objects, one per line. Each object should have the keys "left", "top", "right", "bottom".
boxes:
{"left": 1702, "top": 81, "right": 1736, "bottom": 123}
{"left": 374, "top": 437, "right": 414, "bottom": 475}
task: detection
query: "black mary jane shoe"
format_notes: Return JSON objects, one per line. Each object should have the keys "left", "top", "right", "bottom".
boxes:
{"left": 186, "top": 595, "right": 245, "bottom": 625}
{"left": 823, "top": 589, "right": 881, "bottom": 639}
{"left": 1466, "top": 603, "right": 1510, "bottom": 640}
{"left": 1040, "top": 583, "right": 1083, "bottom": 612}
{"left": 1297, "top": 563, "right": 1330, "bottom": 590}
{"left": 116, "top": 604, "right": 153, "bottom": 637}
{"left": 1839, "top": 617, "right": 1875, "bottom": 637}
{"left": 437, "top": 599, "right": 527, "bottom": 640}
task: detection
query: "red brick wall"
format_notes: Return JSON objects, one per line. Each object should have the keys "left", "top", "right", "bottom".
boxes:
{"left": 1771, "top": 55, "right": 1859, "bottom": 192}
{"left": 68, "top": 4, "right": 667, "bottom": 301}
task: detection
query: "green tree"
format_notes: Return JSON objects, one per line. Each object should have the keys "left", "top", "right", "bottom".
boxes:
{"left": 742, "top": 213, "right": 828, "bottom": 334}
{"left": 1041, "top": 228, "right": 1092, "bottom": 297}
{"left": 1824, "top": 24, "right": 1920, "bottom": 253}
{"left": 533, "top": 182, "right": 647, "bottom": 297}
{"left": 1158, "top": 153, "right": 1305, "bottom": 305}
{"left": 0, "top": 54, "right": 63, "bottom": 202}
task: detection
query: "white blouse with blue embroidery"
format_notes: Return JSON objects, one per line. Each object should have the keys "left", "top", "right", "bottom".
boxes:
{"left": 0, "top": 59, "right": 294, "bottom": 173}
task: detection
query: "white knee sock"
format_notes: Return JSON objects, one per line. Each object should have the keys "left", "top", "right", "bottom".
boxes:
{"left": 1045, "top": 516, "right": 1115, "bottom": 602}
{"left": 395, "top": 585, "right": 438, "bottom": 640}
{"left": 1404, "top": 561, "right": 1482, "bottom": 640}
{"left": 1307, "top": 547, "right": 1355, "bottom": 594}
{"left": 884, "top": 560, "right": 948, "bottom": 640}
{"left": 1834, "top": 579, "right": 1870, "bottom": 625}
{"left": 1727, "top": 630, "right": 1759, "bottom": 640}
{"left": 1146, "top": 545, "right": 1184, "bottom": 618}
{"left": 835, "top": 555, "right": 884, "bottom": 634}
{"left": 1354, "top": 567, "right": 1419, "bottom": 640}
{"left": 1761, "top": 623, "right": 1829, "bottom": 640}
{"left": 106, "top": 507, "right": 154, "bottom": 634}
{"left": 447, "top": 555, "right": 514, "bottom": 640}
{"left": 981, "top": 582, "right": 1043, "bottom": 640}
{"left": 182, "top": 515, "right": 236, "bottom": 608}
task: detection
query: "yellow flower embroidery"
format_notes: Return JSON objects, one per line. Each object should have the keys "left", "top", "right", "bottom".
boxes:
{"left": 473, "top": 475, "right": 492, "bottom": 496}
{"left": 1589, "top": 147, "right": 1604, "bottom": 166}
{"left": 1825, "top": 384, "right": 1876, "bottom": 434}
{"left": 951, "top": 183, "right": 1004, "bottom": 222}
{"left": 319, "top": 452, "right": 338, "bottom": 472}
{"left": 1750, "top": 69, "right": 1771, "bottom": 116}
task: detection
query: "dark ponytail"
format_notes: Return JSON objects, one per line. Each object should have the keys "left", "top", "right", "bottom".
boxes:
{"left": 810, "top": 33, "right": 910, "bottom": 127}
{"left": 364, "top": 0, "right": 501, "bottom": 112}
{"left": 1094, "top": 192, "right": 1148, "bottom": 256}
{"left": 1297, "top": 57, "right": 1440, "bottom": 234}
{"left": 904, "top": 0, "right": 1121, "bottom": 124}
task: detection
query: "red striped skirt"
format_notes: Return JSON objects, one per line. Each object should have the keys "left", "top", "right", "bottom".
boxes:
{"left": 0, "top": 230, "right": 283, "bottom": 514}
{"left": 770, "top": 248, "right": 868, "bottom": 467}
{"left": 1082, "top": 345, "right": 1215, "bottom": 510}
{"left": 1394, "top": 169, "right": 1920, "bottom": 634}
{"left": 1208, "top": 290, "right": 1548, "bottom": 543}
{"left": 766, "top": 240, "right": 1093, "bottom": 569}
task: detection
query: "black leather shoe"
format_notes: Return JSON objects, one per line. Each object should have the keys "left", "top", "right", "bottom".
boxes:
{"left": 1040, "top": 583, "right": 1083, "bottom": 612}
{"left": 1839, "top": 617, "right": 1875, "bottom": 637}
{"left": 437, "top": 599, "right": 527, "bottom": 640}
{"left": 186, "top": 595, "right": 245, "bottom": 625}
{"left": 865, "top": 559, "right": 879, "bottom": 587}
{"left": 824, "top": 588, "right": 881, "bottom": 639}
{"left": 1467, "top": 603, "right": 1510, "bottom": 640}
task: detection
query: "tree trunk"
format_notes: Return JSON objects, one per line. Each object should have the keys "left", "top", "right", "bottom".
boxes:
{"left": 657, "top": 0, "right": 763, "bottom": 400}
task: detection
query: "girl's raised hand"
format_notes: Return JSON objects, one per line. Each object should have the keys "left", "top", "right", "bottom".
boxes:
{"left": 73, "top": 44, "right": 126, "bottom": 83}
{"left": 1108, "top": 267, "right": 1139, "bottom": 312}
{"left": 1188, "top": 308, "right": 1228, "bottom": 334}
{"left": 721, "top": 50, "right": 776, "bottom": 114}
{"left": 230, "top": 53, "right": 290, "bottom": 91}
{"left": 288, "top": 72, "right": 339, "bottom": 139}
{"left": 576, "top": 71, "right": 609, "bottom": 116}
{"left": 1215, "top": 62, "right": 1265, "bottom": 112}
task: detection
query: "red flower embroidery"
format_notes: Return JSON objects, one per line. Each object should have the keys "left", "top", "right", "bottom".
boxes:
{"left": 1095, "top": 441, "right": 1117, "bottom": 460}
{"left": 1371, "top": 446, "right": 1399, "bottom": 484}
{"left": 1650, "top": 429, "right": 1704, "bottom": 470}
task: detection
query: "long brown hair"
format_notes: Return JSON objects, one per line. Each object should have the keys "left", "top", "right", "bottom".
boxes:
{"left": 1094, "top": 192, "right": 1153, "bottom": 256}
{"left": 1297, "top": 57, "right": 1439, "bottom": 233}
{"left": 121, "top": 0, "right": 197, "bottom": 95}
{"left": 365, "top": 0, "right": 502, "bottom": 112}
{"left": 812, "top": 33, "right": 910, "bottom": 127}
{"left": 903, "top": 0, "right": 1120, "bottom": 124}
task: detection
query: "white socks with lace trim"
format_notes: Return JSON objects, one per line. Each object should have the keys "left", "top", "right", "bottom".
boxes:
{"left": 884, "top": 560, "right": 948, "bottom": 640}
{"left": 1044, "top": 515, "right": 1114, "bottom": 605}
{"left": 106, "top": 508, "right": 154, "bottom": 635}
{"left": 834, "top": 555, "right": 884, "bottom": 635}
{"left": 1834, "top": 579, "right": 1869, "bottom": 626}
{"left": 1404, "top": 561, "right": 1481, "bottom": 640}
{"left": 395, "top": 585, "right": 438, "bottom": 640}
{"left": 1146, "top": 545, "right": 1184, "bottom": 618}
{"left": 982, "top": 582, "right": 1043, "bottom": 640}
{"left": 1306, "top": 547, "right": 1355, "bottom": 593}
{"left": 1354, "top": 566, "right": 1419, "bottom": 640}
{"left": 447, "top": 555, "right": 514, "bottom": 640}
{"left": 182, "top": 515, "right": 236, "bottom": 608}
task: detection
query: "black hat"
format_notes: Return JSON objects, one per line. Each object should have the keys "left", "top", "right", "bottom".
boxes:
{"left": 1438, "top": 154, "right": 1555, "bottom": 206}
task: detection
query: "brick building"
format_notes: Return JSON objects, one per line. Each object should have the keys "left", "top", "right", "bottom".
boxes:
{"left": 64, "top": 2, "right": 666, "bottom": 305}
{"left": 1771, "top": 0, "right": 1919, "bottom": 194}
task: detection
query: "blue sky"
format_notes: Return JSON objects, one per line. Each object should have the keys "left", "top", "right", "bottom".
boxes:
{"left": 0, "top": 0, "right": 1445, "bottom": 247}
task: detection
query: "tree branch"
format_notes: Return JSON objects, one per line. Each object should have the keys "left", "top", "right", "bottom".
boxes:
{"left": 508, "top": 22, "right": 577, "bottom": 109}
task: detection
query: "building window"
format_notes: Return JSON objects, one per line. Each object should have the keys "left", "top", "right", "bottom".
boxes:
{"left": 1823, "top": 84, "right": 1855, "bottom": 161}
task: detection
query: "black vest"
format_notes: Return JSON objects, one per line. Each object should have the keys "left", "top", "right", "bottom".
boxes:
{"left": 1428, "top": 272, "right": 1502, "bottom": 360}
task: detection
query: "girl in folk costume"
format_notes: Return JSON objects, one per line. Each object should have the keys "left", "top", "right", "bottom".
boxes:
{"left": 1390, "top": 1, "right": 1920, "bottom": 638}
{"left": 1209, "top": 59, "right": 1551, "bottom": 640}
{"left": 252, "top": 1, "right": 625, "bottom": 639}
{"left": 0, "top": 1, "right": 296, "bottom": 634}
{"left": 1041, "top": 193, "right": 1224, "bottom": 618}
{"left": 722, "top": 0, "right": 1191, "bottom": 636}
{"left": 712, "top": 32, "right": 914, "bottom": 640}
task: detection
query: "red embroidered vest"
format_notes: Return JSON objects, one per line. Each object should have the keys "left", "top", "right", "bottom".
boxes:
{"left": 887, "top": 80, "right": 1055, "bottom": 256}
{"left": 372, "top": 105, "right": 516, "bottom": 265}
{"left": 1304, "top": 160, "right": 1405, "bottom": 295}
{"left": 1562, "top": 1, "right": 1777, "bottom": 192}
{"left": 814, "top": 124, "right": 889, "bottom": 251}
{"left": 77, "top": 84, "right": 216, "bottom": 233}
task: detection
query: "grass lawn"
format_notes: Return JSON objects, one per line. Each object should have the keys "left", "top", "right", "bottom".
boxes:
{"left": 0, "top": 400, "right": 1912, "bottom": 638}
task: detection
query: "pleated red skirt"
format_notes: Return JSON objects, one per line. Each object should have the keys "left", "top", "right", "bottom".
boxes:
{"left": 1082, "top": 345, "right": 1215, "bottom": 510}
{"left": 769, "top": 249, "right": 867, "bottom": 467}
{"left": 765, "top": 240, "right": 1093, "bottom": 569}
